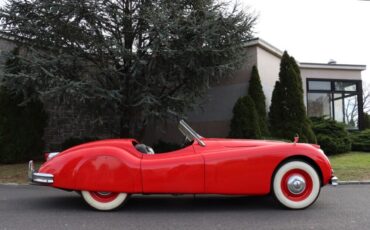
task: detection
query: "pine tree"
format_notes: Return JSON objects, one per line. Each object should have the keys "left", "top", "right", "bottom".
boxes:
{"left": 0, "top": 0, "right": 257, "bottom": 139}
{"left": 0, "top": 48, "right": 48, "bottom": 163}
{"left": 248, "top": 65, "right": 269, "bottom": 136}
{"left": 229, "top": 96, "right": 261, "bottom": 139}
{"left": 268, "top": 51, "right": 316, "bottom": 143}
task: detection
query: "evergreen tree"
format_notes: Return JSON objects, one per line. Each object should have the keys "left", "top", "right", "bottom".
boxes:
{"left": 268, "top": 51, "right": 316, "bottom": 143}
{"left": 0, "top": 0, "right": 257, "bottom": 139}
{"left": 229, "top": 96, "right": 261, "bottom": 139}
{"left": 0, "top": 48, "right": 47, "bottom": 163}
{"left": 248, "top": 65, "right": 269, "bottom": 136}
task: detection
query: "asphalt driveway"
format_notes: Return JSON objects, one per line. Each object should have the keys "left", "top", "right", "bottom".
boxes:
{"left": 0, "top": 184, "right": 369, "bottom": 230}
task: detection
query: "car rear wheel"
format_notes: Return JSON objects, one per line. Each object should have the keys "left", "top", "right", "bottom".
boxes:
{"left": 81, "top": 191, "right": 128, "bottom": 211}
{"left": 272, "top": 161, "right": 321, "bottom": 209}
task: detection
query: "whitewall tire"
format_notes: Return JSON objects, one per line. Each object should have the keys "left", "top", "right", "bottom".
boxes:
{"left": 81, "top": 191, "right": 128, "bottom": 211}
{"left": 272, "top": 161, "right": 321, "bottom": 209}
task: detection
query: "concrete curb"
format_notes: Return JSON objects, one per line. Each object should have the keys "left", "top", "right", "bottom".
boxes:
{"left": 0, "top": 183, "right": 23, "bottom": 186}
{"left": 338, "top": 181, "right": 370, "bottom": 185}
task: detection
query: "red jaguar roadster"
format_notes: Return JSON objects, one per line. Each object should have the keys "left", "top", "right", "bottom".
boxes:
{"left": 28, "top": 120, "right": 337, "bottom": 211}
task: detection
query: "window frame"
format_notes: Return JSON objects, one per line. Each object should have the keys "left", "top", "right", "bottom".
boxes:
{"left": 306, "top": 78, "right": 364, "bottom": 130}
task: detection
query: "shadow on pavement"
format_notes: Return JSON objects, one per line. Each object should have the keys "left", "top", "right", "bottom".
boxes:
{"left": 19, "top": 193, "right": 280, "bottom": 212}
{"left": 125, "top": 195, "right": 278, "bottom": 212}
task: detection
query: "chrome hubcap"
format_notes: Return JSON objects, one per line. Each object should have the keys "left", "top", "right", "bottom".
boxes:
{"left": 287, "top": 175, "right": 306, "bottom": 194}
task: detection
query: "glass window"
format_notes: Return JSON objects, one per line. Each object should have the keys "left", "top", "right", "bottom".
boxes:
{"left": 333, "top": 93, "right": 344, "bottom": 123}
{"left": 307, "top": 93, "right": 332, "bottom": 118}
{"left": 308, "top": 81, "right": 331, "bottom": 91}
{"left": 307, "top": 79, "right": 361, "bottom": 130}
{"left": 335, "top": 81, "right": 357, "bottom": 91}
{"left": 344, "top": 94, "right": 358, "bottom": 129}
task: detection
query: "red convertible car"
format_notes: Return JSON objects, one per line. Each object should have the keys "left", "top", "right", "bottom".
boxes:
{"left": 28, "top": 120, "right": 337, "bottom": 211}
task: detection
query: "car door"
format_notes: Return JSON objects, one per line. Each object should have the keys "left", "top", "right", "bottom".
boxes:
{"left": 141, "top": 144, "right": 205, "bottom": 193}
{"left": 193, "top": 141, "right": 271, "bottom": 195}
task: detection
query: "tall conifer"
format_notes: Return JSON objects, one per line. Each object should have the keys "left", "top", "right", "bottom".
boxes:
{"left": 248, "top": 66, "right": 269, "bottom": 136}
{"left": 269, "top": 51, "right": 316, "bottom": 143}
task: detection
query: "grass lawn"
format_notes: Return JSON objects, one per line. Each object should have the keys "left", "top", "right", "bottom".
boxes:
{"left": 329, "top": 152, "right": 370, "bottom": 181}
{"left": 0, "top": 162, "right": 41, "bottom": 184}
{"left": 1, "top": 152, "right": 370, "bottom": 184}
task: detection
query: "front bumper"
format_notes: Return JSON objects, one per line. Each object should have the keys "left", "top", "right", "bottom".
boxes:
{"left": 28, "top": 160, "right": 54, "bottom": 184}
{"left": 330, "top": 176, "right": 338, "bottom": 186}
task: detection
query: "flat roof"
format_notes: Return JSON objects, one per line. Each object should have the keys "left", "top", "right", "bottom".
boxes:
{"left": 300, "top": 62, "right": 366, "bottom": 71}
{"left": 246, "top": 38, "right": 366, "bottom": 71}
{"left": 246, "top": 38, "right": 284, "bottom": 58}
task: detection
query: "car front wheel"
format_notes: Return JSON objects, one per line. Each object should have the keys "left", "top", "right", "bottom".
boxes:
{"left": 272, "top": 161, "right": 321, "bottom": 209}
{"left": 81, "top": 191, "right": 128, "bottom": 211}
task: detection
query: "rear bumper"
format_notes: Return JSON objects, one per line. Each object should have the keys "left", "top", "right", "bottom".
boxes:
{"left": 330, "top": 176, "right": 338, "bottom": 186}
{"left": 28, "top": 160, "right": 54, "bottom": 184}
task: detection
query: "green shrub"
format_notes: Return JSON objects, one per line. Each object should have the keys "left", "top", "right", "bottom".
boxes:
{"left": 229, "top": 96, "right": 261, "bottom": 139}
{"left": 311, "top": 117, "right": 351, "bottom": 155}
{"left": 350, "top": 129, "right": 370, "bottom": 152}
{"left": 61, "top": 137, "right": 100, "bottom": 150}
{"left": 364, "top": 113, "right": 370, "bottom": 129}
{"left": 152, "top": 140, "right": 182, "bottom": 153}
{"left": 0, "top": 88, "right": 48, "bottom": 163}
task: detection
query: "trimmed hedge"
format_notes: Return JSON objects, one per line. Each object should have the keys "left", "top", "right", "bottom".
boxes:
{"left": 311, "top": 117, "right": 351, "bottom": 155}
{"left": 350, "top": 129, "right": 370, "bottom": 152}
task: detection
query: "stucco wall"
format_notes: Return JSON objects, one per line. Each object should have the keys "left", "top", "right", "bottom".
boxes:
{"left": 143, "top": 46, "right": 258, "bottom": 144}
{"left": 185, "top": 46, "right": 258, "bottom": 136}
{"left": 187, "top": 46, "right": 258, "bottom": 123}
{"left": 255, "top": 46, "right": 281, "bottom": 110}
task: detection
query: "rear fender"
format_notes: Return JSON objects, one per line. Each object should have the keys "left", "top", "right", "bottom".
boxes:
{"left": 42, "top": 146, "right": 142, "bottom": 193}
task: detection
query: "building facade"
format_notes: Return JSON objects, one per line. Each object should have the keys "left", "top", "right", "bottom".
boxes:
{"left": 301, "top": 63, "right": 365, "bottom": 130}
{"left": 144, "top": 38, "right": 366, "bottom": 144}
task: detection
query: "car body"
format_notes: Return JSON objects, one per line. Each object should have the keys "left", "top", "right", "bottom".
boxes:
{"left": 29, "top": 120, "right": 338, "bottom": 210}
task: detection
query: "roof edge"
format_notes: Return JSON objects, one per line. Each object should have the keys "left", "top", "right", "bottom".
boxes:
{"left": 246, "top": 38, "right": 284, "bottom": 58}
{"left": 300, "top": 62, "right": 366, "bottom": 71}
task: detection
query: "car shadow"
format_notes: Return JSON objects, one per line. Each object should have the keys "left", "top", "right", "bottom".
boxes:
{"left": 124, "top": 195, "right": 279, "bottom": 212}
{"left": 21, "top": 193, "right": 281, "bottom": 212}
{"left": 19, "top": 194, "right": 90, "bottom": 211}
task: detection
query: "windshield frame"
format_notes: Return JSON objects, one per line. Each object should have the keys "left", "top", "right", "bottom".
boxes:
{"left": 178, "top": 120, "right": 206, "bottom": 147}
